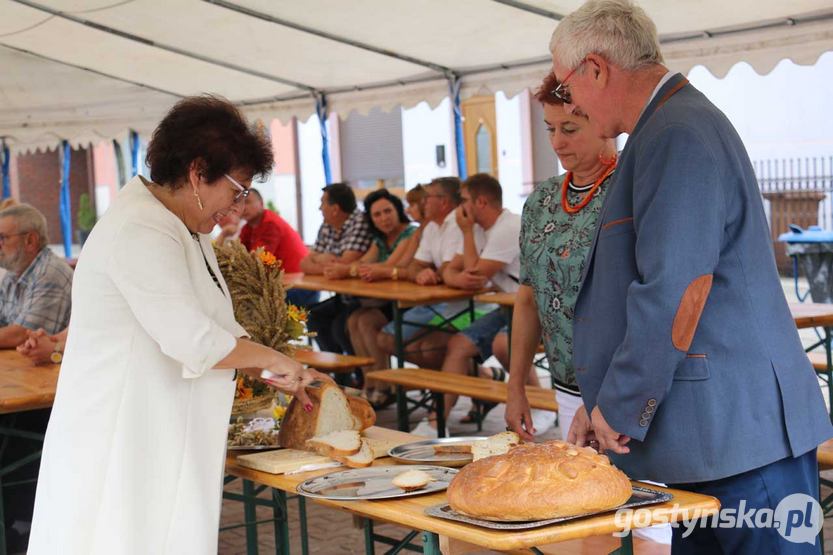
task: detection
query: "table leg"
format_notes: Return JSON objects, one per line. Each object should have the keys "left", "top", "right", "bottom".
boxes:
{"left": 826, "top": 328, "right": 833, "bottom": 423}
{"left": 396, "top": 385, "right": 408, "bottom": 432}
{"left": 363, "top": 518, "right": 374, "bottom": 555}
{"left": 297, "top": 494, "right": 308, "bottom": 555}
{"left": 422, "top": 531, "right": 441, "bottom": 555}
{"left": 609, "top": 531, "right": 634, "bottom": 555}
{"left": 434, "top": 392, "right": 446, "bottom": 438}
{"left": 393, "top": 303, "right": 404, "bottom": 367}
{"left": 242, "top": 479, "right": 259, "bottom": 555}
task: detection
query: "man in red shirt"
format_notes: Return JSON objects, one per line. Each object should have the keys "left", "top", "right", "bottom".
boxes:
{"left": 240, "top": 188, "right": 319, "bottom": 307}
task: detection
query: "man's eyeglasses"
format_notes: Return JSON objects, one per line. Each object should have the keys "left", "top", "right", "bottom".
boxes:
{"left": 224, "top": 174, "right": 251, "bottom": 204}
{"left": 551, "top": 58, "right": 587, "bottom": 104}
{"left": 0, "top": 232, "right": 28, "bottom": 245}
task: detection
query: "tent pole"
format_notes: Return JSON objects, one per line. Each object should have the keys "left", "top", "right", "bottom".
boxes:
{"left": 314, "top": 93, "right": 332, "bottom": 185}
{"left": 447, "top": 75, "right": 467, "bottom": 179}
{"left": 129, "top": 130, "right": 140, "bottom": 177}
{"left": 1, "top": 141, "right": 10, "bottom": 199}
{"left": 59, "top": 141, "right": 73, "bottom": 258}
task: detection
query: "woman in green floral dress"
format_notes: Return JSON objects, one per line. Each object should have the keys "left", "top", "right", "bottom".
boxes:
{"left": 502, "top": 72, "right": 617, "bottom": 441}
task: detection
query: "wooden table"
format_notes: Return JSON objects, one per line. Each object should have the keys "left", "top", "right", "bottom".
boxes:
{"left": 0, "top": 351, "right": 58, "bottom": 414}
{"left": 226, "top": 427, "right": 720, "bottom": 555}
{"left": 0, "top": 350, "right": 58, "bottom": 555}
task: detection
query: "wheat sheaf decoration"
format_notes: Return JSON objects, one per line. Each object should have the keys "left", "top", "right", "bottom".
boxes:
{"left": 213, "top": 240, "right": 308, "bottom": 358}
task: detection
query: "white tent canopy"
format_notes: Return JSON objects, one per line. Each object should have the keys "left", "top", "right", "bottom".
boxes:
{"left": 1, "top": 0, "right": 832, "bottom": 152}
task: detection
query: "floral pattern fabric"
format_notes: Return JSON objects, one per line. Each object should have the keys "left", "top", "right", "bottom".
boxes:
{"left": 519, "top": 172, "right": 613, "bottom": 393}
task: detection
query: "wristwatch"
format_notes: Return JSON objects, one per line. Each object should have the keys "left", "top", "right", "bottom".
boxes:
{"left": 50, "top": 343, "right": 63, "bottom": 364}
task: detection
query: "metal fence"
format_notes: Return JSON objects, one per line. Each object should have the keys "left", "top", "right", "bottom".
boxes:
{"left": 754, "top": 156, "right": 833, "bottom": 229}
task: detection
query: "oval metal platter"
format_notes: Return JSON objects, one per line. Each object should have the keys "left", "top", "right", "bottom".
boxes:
{"left": 388, "top": 437, "right": 484, "bottom": 467}
{"left": 297, "top": 465, "right": 457, "bottom": 501}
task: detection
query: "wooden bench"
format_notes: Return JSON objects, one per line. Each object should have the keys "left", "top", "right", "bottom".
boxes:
{"left": 366, "top": 368, "right": 558, "bottom": 436}
{"left": 293, "top": 350, "right": 374, "bottom": 373}
{"left": 807, "top": 351, "right": 832, "bottom": 374}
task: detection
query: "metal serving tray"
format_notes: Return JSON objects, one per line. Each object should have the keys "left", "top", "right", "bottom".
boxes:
{"left": 297, "top": 465, "right": 457, "bottom": 501}
{"left": 425, "top": 485, "right": 673, "bottom": 530}
{"left": 388, "top": 437, "right": 484, "bottom": 467}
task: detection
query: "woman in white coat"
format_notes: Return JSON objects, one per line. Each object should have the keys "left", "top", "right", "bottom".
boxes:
{"left": 28, "top": 96, "right": 326, "bottom": 554}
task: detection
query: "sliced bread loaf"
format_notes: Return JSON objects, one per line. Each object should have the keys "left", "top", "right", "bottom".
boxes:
{"left": 305, "top": 430, "right": 362, "bottom": 457}
{"left": 334, "top": 439, "right": 374, "bottom": 468}
{"left": 278, "top": 384, "right": 375, "bottom": 449}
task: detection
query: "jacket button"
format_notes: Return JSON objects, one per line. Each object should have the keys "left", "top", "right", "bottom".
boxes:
{"left": 647, "top": 399, "right": 657, "bottom": 407}
{"left": 639, "top": 418, "right": 649, "bottom": 427}
{"left": 642, "top": 411, "right": 651, "bottom": 419}
{"left": 646, "top": 405, "right": 655, "bottom": 413}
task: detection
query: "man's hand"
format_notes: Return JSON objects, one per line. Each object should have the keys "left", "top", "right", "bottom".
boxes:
{"left": 455, "top": 205, "right": 475, "bottom": 233}
{"left": 567, "top": 404, "right": 597, "bottom": 448}
{"left": 17, "top": 329, "right": 57, "bottom": 365}
{"left": 590, "top": 406, "right": 631, "bottom": 454}
{"left": 322, "top": 263, "right": 349, "bottom": 279}
{"left": 358, "top": 264, "right": 387, "bottom": 282}
{"left": 415, "top": 268, "right": 440, "bottom": 285}
{"left": 505, "top": 389, "right": 535, "bottom": 441}
{"left": 456, "top": 269, "right": 487, "bottom": 290}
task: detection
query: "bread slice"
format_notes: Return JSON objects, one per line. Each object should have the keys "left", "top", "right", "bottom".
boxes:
{"left": 278, "top": 384, "right": 376, "bottom": 450}
{"left": 471, "top": 431, "right": 520, "bottom": 462}
{"left": 334, "top": 439, "right": 374, "bottom": 468}
{"left": 393, "top": 469, "right": 433, "bottom": 491}
{"left": 305, "top": 430, "right": 362, "bottom": 457}
{"left": 433, "top": 444, "right": 473, "bottom": 455}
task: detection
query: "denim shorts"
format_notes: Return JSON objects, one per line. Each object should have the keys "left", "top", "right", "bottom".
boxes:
{"left": 381, "top": 303, "right": 453, "bottom": 342}
{"left": 460, "top": 308, "right": 509, "bottom": 360}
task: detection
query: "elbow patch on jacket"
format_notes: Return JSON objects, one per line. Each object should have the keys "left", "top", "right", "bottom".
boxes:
{"left": 672, "top": 274, "right": 713, "bottom": 351}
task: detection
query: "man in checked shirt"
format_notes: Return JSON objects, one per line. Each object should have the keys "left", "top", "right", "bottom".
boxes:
{"left": 0, "top": 203, "right": 73, "bottom": 347}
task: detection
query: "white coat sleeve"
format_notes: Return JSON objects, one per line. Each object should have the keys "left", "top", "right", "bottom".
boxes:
{"left": 106, "top": 221, "right": 237, "bottom": 379}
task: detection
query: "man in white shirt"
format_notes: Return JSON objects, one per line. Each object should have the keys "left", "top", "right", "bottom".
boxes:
{"left": 413, "top": 174, "right": 542, "bottom": 435}
{"left": 376, "top": 177, "right": 472, "bottom": 369}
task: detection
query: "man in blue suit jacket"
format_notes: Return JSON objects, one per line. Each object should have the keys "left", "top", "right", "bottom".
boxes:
{"left": 550, "top": 1, "right": 833, "bottom": 552}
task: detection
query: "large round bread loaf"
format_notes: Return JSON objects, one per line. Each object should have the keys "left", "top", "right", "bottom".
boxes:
{"left": 447, "top": 441, "right": 632, "bottom": 521}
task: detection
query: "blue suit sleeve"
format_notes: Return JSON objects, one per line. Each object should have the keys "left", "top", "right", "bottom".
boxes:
{"left": 595, "top": 124, "right": 725, "bottom": 441}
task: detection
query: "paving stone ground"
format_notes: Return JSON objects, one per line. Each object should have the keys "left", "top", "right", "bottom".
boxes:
{"left": 219, "top": 277, "right": 833, "bottom": 554}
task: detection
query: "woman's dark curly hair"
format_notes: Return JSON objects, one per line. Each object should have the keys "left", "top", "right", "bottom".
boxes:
{"left": 145, "top": 95, "right": 274, "bottom": 188}
{"left": 363, "top": 188, "right": 410, "bottom": 239}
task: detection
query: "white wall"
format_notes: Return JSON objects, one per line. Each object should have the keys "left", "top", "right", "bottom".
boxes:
{"left": 401, "top": 98, "right": 457, "bottom": 188}
{"left": 297, "top": 114, "right": 326, "bottom": 242}
{"left": 687, "top": 52, "right": 833, "bottom": 161}
{"left": 496, "top": 91, "right": 528, "bottom": 215}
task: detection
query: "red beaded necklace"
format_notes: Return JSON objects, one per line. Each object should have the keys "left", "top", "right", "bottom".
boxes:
{"left": 561, "top": 157, "right": 617, "bottom": 215}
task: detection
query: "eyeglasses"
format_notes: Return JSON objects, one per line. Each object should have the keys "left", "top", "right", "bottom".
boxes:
{"left": 0, "top": 232, "right": 27, "bottom": 245}
{"left": 551, "top": 59, "right": 587, "bottom": 104}
{"left": 224, "top": 174, "right": 251, "bottom": 204}
{"left": 424, "top": 193, "right": 446, "bottom": 199}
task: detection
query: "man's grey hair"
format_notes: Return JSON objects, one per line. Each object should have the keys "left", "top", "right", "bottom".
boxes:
{"left": 0, "top": 204, "right": 48, "bottom": 249}
{"left": 549, "top": 0, "right": 663, "bottom": 72}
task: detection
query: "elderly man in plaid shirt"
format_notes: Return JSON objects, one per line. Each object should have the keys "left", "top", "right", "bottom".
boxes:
{"left": 0, "top": 204, "right": 73, "bottom": 348}
{"left": 301, "top": 183, "right": 372, "bottom": 382}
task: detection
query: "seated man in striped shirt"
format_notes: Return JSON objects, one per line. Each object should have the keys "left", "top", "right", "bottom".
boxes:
{"left": 0, "top": 203, "right": 73, "bottom": 347}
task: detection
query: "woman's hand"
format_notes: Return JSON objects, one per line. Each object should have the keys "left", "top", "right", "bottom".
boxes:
{"left": 358, "top": 264, "right": 387, "bottom": 282}
{"left": 505, "top": 389, "right": 535, "bottom": 441}
{"left": 255, "top": 354, "right": 335, "bottom": 411}
{"left": 17, "top": 329, "right": 58, "bottom": 365}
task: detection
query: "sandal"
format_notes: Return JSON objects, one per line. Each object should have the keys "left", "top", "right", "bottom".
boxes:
{"left": 460, "top": 367, "right": 507, "bottom": 424}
